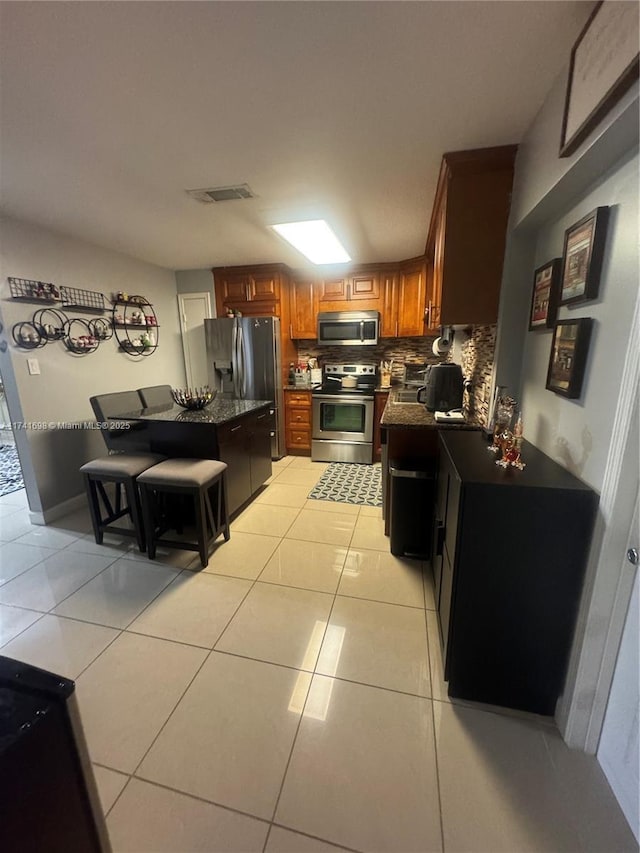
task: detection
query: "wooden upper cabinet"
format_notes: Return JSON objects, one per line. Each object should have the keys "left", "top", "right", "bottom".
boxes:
{"left": 212, "top": 264, "right": 284, "bottom": 317}
{"left": 350, "top": 273, "right": 380, "bottom": 301}
{"left": 249, "top": 271, "right": 280, "bottom": 301}
{"left": 380, "top": 270, "right": 398, "bottom": 337}
{"left": 290, "top": 278, "right": 317, "bottom": 339}
{"left": 317, "top": 278, "right": 348, "bottom": 303}
{"left": 397, "top": 259, "right": 426, "bottom": 337}
{"left": 425, "top": 145, "right": 517, "bottom": 326}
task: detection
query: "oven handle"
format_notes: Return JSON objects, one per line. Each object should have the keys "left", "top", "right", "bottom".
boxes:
{"left": 312, "top": 394, "right": 374, "bottom": 403}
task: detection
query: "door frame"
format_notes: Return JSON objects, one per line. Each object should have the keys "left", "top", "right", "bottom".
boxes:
{"left": 557, "top": 291, "right": 640, "bottom": 751}
{"left": 177, "top": 291, "right": 213, "bottom": 390}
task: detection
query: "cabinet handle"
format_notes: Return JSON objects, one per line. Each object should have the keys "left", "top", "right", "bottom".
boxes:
{"left": 257, "top": 413, "right": 267, "bottom": 420}
{"left": 289, "top": 324, "right": 293, "bottom": 339}
{"left": 230, "top": 424, "right": 242, "bottom": 433}
{"left": 395, "top": 320, "right": 398, "bottom": 337}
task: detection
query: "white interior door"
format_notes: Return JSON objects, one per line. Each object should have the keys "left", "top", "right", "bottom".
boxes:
{"left": 597, "top": 491, "right": 639, "bottom": 842}
{"left": 178, "top": 292, "right": 213, "bottom": 389}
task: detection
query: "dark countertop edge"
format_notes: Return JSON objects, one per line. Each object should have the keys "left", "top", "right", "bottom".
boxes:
{"left": 111, "top": 399, "right": 272, "bottom": 427}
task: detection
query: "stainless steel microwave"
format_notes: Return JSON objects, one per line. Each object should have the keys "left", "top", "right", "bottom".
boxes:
{"left": 317, "top": 311, "right": 379, "bottom": 346}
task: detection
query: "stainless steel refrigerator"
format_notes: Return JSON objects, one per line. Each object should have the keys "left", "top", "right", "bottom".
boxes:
{"left": 204, "top": 316, "right": 284, "bottom": 459}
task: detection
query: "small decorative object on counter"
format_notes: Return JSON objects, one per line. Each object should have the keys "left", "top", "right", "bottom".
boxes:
{"left": 496, "top": 411, "right": 526, "bottom": 469}
{"left": 171, "top": 386, "right": 217, "bottom": 410}
{"left": 288, "top": 362, "right": 296, "bottom": 384}
{"left": 380, "top": 360, "right": 393, "bottom": 388}
{"left": 489, "top": 395, "right": 515, "bottom": 453}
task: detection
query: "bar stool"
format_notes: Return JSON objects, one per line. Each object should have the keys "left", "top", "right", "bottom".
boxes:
{"left": 81, "top": 453, "right": 165, "bottom": 551}
{"left": 137, "top": 458, "right": 230, "bottom": 568}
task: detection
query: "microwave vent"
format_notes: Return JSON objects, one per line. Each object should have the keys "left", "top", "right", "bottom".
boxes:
{"left": 186, "top": 184, "right": 256, "bottom": 203}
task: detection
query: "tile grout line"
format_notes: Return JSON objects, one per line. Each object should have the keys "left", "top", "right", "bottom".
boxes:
{"left": 262, "top": 506, "right": 358, "bottom": 852}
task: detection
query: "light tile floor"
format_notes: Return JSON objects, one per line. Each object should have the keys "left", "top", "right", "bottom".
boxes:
{"left": 0, "top": 458, "right": 635, "bottom": 853}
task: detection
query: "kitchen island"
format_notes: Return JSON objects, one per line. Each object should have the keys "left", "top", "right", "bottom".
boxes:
{"left": 114, "top": 398, "right": 274, "bottom": 515}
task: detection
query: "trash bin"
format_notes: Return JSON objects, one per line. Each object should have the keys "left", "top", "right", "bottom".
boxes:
{"left": 389, "top": 459, "right": 435, "bottom": 558}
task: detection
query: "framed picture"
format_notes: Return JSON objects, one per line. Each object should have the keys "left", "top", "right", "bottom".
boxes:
{"left": 560, "top": 1, "right": 639, "bottom": 157}
{"left": 529, "top": 259, "right": 561, "bottom": 330}
{"left": 560, "top": 207, "right": 609, "bottom": 306}
{"left": 546, "top": 318, "right": 593, "bottom": 399}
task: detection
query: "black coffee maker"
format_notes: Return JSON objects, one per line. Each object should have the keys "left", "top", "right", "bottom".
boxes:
{"left": 417, "top": 364, "right": 464, "bottom": 412}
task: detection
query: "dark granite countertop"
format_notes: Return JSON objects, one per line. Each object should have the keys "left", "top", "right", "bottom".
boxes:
{"left": 380, "top": 386, "right": 483, "bottom": 431}
{"left": 114, "top": 398, "right": 272, "bottom": 427}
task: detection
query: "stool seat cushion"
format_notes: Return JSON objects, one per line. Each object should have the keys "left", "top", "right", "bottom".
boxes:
{"left": 80, "top": 453, "right": 166, "bottom": 477}
{"left": 138, "top": 458, "right": 228, "bottom": 487}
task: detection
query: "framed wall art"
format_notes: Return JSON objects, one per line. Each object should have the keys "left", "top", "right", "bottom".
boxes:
{"left": 560, "top": 1, "right": 639, "bottom": 157}
{"left": 529, "top": 258, "right": 561, "bottom": 330}
{"left": 560, "top": 206, "right": 609, "bottom": 306}
{"left": 546, "top": 318, "right": 593, "bottom": 399}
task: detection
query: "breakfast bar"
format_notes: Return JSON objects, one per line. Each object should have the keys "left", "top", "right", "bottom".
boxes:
{"left": 114, "top": 398, "right": 274, "bottom": 515}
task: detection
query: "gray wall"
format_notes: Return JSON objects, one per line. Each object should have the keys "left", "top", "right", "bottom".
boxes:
{"left": 175, "top": 268, "right": 216, "bottom": 309}
{"left": 495, "top": 74, "right": 639, "bottom": 488}
{"left": 0, "top": 216, "right": 187, "bottom": 514}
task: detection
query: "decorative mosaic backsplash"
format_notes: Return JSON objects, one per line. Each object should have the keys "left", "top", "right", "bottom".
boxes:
{"left": 296, "top": 327, "right": 496, "bottom": 425}
{"left": 296, "top": 337, "right": 442, "bottom": 382}
{"left": 454, "top": 325, "right": 496, "bottom": 424}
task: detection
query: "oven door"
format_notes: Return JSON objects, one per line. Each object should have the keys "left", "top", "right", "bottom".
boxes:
{"left": 312, "top": 394, "right": 374, "bottom": 443}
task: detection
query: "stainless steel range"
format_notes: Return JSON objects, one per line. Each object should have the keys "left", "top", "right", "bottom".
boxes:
{"left": 311, "top": 363, "right": 377, "bottom": 464}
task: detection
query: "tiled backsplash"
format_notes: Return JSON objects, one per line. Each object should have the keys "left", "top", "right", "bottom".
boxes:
{"left": 297, "top": 327, "right": 496, "bottom": 425}
{"left": 296, "top": 337, "right": 442, "bottom": 382}
{"left": 454, "top": 325, "right": 496, "bottom": 424}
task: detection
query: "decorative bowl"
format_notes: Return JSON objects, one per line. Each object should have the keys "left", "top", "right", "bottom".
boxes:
{"left": 171, "top": 387, "right": 216, "bottom": 410}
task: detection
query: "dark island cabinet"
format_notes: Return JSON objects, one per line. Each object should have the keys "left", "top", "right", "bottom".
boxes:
{"left": 217, "top": 408, "right": 274, "bottom": 514}
{"left": 433, "top": 431, "right": 598, "bottom": 715}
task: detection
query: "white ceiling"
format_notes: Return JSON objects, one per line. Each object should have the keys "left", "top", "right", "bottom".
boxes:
{"left": 0, "top": 1, "right": 592, "bottom": 272}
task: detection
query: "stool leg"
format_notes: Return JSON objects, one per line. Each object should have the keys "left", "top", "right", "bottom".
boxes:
{"left": 195, "top": 488, "right": 208, "bottom": 568}
{"left": 125, "top": 477, "right": 146, "bottom": 552}
{"left": 140, "top": 484, "right": 157, "bottom": 560}
{"left": 84, "top": 474, "right": 104, "bottom": 545}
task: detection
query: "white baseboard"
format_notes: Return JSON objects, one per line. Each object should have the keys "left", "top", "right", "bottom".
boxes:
{"left": 29, "top": 492, "right": 86, "bottom": 526}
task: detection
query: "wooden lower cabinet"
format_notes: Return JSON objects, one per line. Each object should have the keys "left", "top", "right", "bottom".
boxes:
{"left": 284, "top": 390, "right": 312, "bottom": 454}
{"left": 434, "top": 431, "right": 598, "bottom": 714}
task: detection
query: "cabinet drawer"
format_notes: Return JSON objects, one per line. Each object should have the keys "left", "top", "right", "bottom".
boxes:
{"left": 216, "top": 419, "right": 246, "bottom": 444}
{"left": 286, "top": 428, "right": 311, "bottom": 450}
{"left": 285, "top": 391, "right": 311, "bottom": 407}
{"left": 286, "top": 407, "right": 311, "bottom": 427}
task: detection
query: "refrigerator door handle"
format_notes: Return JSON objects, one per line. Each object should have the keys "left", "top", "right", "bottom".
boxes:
{"left": 232, "top": 320, "right": 240, "bottom": 398}
{"left": 238, "top": 322, "right": 246, "bottom": 399}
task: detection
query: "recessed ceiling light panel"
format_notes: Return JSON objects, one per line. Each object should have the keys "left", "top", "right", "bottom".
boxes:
{"left": 272, "top": 219, "right": 351, "bottom": 265}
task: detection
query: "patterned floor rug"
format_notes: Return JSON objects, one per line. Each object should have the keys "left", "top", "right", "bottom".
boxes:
{"left": 0, "top": 444, "right": 24, "bottom": 497}
{"left": 308, "top": 462, "right": 382, "bottom": 507}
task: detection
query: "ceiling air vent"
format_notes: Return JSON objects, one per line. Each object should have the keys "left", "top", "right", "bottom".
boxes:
{"left": 186, "top": 184, "right": 256, "bottom": 203}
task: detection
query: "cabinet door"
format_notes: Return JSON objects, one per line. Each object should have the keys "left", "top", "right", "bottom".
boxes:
{"left": 439, "top": 548, "right": 454, "bottom": 673}
{"left": 349, "top": 273, "right": 380, "bottom": 301}
{"left": 317, "top": 278, "right": 348, "bottom": 303}
{"left": 249, "top": 272, "right": 279, "bottom": 302}
{"left": 217, "top": 421, "right": 252, "bottom": 515}
{"left": 290, "top": 279, "right": 317, "bottom": 339}
{"left": 380, "top": 272, "right": 398, "bottom": 337}
{"left": 249, "top": 410, "right": 273, "bottom": 492}
{"left": 397, "top": 263, "right": 426, "bottom": 337}
{"left": 218, "top": 273, "right": 249, "bottom": 304}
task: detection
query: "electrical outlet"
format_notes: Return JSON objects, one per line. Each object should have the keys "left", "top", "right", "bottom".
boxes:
{"left": 27, "top": 358, "right": 40, "bottom": 375}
